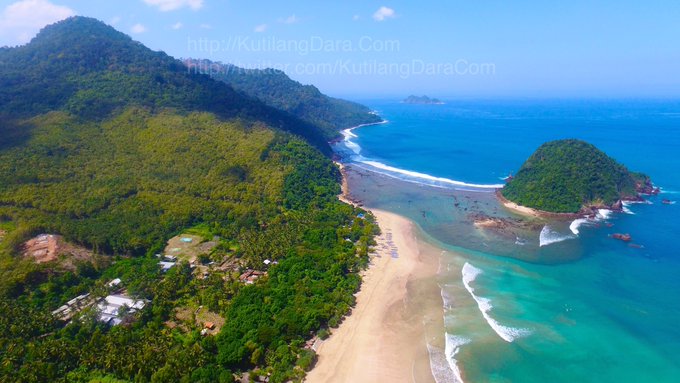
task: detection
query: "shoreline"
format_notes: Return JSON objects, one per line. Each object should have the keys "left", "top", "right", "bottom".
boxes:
{"left": 306, "top": 165, "right": 443, "bottom": 383}
{"left": 496, "top": 190, "right": 584, "bottom": 220}
{"left": 329, "top": 119, "right": 389, "bottom": 145}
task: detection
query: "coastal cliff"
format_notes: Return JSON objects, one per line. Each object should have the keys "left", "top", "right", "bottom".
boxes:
{"left": 500, "top": 139, "right": 657, "bottom": 215}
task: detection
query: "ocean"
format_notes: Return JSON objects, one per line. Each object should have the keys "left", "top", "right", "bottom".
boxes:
{"left": 333, "top": 99, "right": 680, "bottom": 382}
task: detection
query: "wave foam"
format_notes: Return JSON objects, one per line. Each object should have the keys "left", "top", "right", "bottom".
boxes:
{"left": 539, "top": 225, "right": 576, "bottom": 247}
{"left": 596, "top": 209, "right": 612, "bottom": 219}
{"left": 445, "top": 333, "right": 470, "bottom": 383}
{"left": 440, "top": 285, "right": 455, "bottom": 309}
{"left": 461, "top": 263, "right": 531, "bottom": 342}
{"left": 569, "top": 218, "right": 590, "bottom": 235}
{"left": 337, "top": 121, "right": 505, "bottom": 191}
{"left": 427, "top": 334, "right": 469, "bottom": 383}
{"left": 360, "top": 160, "right": 505, "bottom": 189}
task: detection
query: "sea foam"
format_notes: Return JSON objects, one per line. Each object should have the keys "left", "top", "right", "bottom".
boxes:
{"left": 597, "top": 209, "right": 613, "bottom": 219}
{"left": 338, "top": 122, "right": 505, "bottom": 190}
{"left": 360, "top": 160, "right": 505, "bottom": 189}
{"left": 539, "top": 225, "right": 576, "bottom": 247}
{"left": 461, "top": 263, "right": 531, "bottom": 342}
{"left": 569, "top": 218, "right": 590, "bottom": 235}
{"left": 440, "top": 284, "right": 455, "bottom": 310}
{"left": 426, "top": 334, "right": 470, "bottom": 383}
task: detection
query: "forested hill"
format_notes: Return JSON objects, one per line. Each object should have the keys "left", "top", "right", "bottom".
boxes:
{"left": 184, "top": 59, "right": 382, "bottom": 140}
{"left": 501, "top": 139, "right": 651, "bottom": 213}
{"left": 0, "top": 16, "right": 331, "bottom": 153}
{"left": 0, "top": 17, "right": 379, "bottom": 382}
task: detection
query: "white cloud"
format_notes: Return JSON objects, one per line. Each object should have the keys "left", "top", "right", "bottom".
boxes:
{"left": 130, "top": 23, "right": 146, "bottom": 34}
{"left": 279, "top": 14, "right": 299, "bottom": 24}
{"left": 199, "top": 23, "right": 212, "bottom": 29}
{"left": 142, "top": 0, "right": 203, "bottom": 12}
{"left": 352, "top": 14, "right": 360, "bottom": 21}
{"left": 254, "top": 23, "right": 267, "bottom": 33}
{"left": 171, "top": 21, "right": 183, "bottom": 29}
{"left": 110, "top": 16, "right": 122, "bottom": 26}
{"left": 372, "top": 6, "right": 395, "bottom": 22}
{"left": 0, "top": 0, "right": 75, "bottom": 46}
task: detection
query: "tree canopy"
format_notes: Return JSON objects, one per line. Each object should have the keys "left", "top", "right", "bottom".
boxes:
{"left": 185, "top": 59, "right": 382, "bottom": 140}
{"left": 0, "top": 16, "right": 331, "bottom": 154}
{"left": 0, "top": 16, "right": 380, "bottom": 382}
{"left": 501, "top": 139, "right": 648, "bottom": 213}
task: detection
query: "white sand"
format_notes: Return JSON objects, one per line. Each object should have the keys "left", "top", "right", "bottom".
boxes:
{"left": 306, "top": 208, "right": 441, "bottom": 383}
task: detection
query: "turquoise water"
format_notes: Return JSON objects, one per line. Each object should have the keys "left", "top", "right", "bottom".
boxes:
{"left": 335, "top": 99, "right": 680, "bottom": 382}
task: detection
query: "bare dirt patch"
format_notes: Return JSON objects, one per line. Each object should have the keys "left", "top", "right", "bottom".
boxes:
{"left": 22, "top": 234, "right": 94, "bottom": 269}
{"left": 164, "top": 234, "right": 217, "bottom": 263}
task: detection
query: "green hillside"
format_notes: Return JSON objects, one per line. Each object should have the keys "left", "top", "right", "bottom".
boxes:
{"left": 185, "top": 59, "right": 382, "bottom": 140}
{"left": 501, "top": 139, "right": 649, "bottom": 213}
{"left": 0, "top": 17, "right": 378, "bottom": 382}
{"left": 0, "top": 17, "right": 331, "bottom": 154}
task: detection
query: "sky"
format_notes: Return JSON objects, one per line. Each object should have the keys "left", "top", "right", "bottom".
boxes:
{"left": 1, "top": 0, "right": 679, "bottom": 98}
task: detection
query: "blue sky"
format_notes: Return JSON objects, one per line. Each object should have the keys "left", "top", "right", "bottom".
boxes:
{"left": 1, "top": 0, "right": 679, "bottom": 98}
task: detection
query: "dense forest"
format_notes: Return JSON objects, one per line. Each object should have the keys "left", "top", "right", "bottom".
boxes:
{"left": 0, "top": 17, "right": 379, "bottom": 382}
{"left": 0, "top": 17, "right": 331, "bottom": 154}
{"left": 501, "top": 139, "right": 649, "bottom": 213}
{"left": 184, "top": 59, "right": 382, "bottom": 140}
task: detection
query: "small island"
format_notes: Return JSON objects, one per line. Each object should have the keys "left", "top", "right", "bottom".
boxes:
{"left": 500, "top": 139, "right": 658, "bottom": 216}
{"left": 402, "top": 95, "right": 444, "bottom": 105}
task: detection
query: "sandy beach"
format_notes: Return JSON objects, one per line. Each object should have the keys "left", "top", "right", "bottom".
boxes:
{"left": 496, "top": 190, "right": 582, "bottom": 220}
{"left": 306, "top": 164, "right": 443, "bottom": 383}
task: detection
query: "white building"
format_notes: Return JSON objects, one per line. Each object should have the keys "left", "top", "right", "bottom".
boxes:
{"left": 97, "top": 294, "right": 146, "bottom": 326}
{"left": 159, "top": 261, "right": 176, "bottom": 272}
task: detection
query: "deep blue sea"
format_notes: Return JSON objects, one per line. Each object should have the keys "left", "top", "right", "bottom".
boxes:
{"left": 335, "top": 99, "right": 680, "bottom": 383}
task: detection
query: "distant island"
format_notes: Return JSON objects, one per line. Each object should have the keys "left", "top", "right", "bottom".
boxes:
{"left": 402, "top": 95, "right": 444, "bottom": 104}
{"left": 500, "top": 139, "right": 658, "bottom": 215}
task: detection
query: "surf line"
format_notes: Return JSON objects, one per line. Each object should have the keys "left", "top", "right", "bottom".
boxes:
{"left": 338, "top": 120, "right": 505, "bottom": 191}
{"left": 461, "top": 262, "right": 531, "bottom": 342}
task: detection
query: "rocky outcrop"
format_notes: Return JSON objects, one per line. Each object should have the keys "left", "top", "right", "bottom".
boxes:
{"left": 635, "top": 178, "right": 660, "bottom": 195}
{"left": 611, "top": 233, "right": 632, "bottom": 242}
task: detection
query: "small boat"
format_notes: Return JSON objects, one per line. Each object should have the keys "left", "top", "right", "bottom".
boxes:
{"left": 661, "top": 199, "right": 673, "bottom": 205}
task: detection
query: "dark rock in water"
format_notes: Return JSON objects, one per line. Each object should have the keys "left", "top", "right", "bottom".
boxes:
{"left": 611, "top": 200, "right": 623, "bottom": 211}
{"left": 662, "top": 199, "right": 673, "bottom": 205}
{"left": 635, "top": 179, "right": 660, "bottom": 195}
{"left": 628, "top": 243, "right": 644, "bottom": 249}
{"left": 612, "top": 233, "right": 632, "bottom": 242}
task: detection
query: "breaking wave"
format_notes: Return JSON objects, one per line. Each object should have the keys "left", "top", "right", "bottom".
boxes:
{"left": 427, "top": 334, "right": 470, "bottom": 383}
{"left": 337, "top": 122, "right": 505, "bottom": 191}
{"left": 539, "top": 225, "right": 576, "bottom": 247}
{"left": 569, "top": 218, "right": 590, "bottom": 235}
{"left": 461, "top": 263, "right": 531, "bottom": 342}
